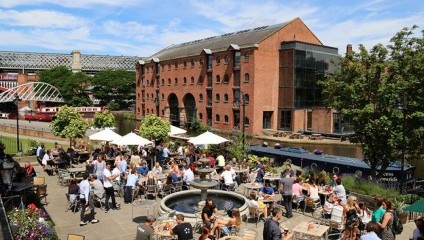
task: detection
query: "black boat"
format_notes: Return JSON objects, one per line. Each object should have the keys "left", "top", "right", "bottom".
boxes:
{"left": 248, "top": 145, "right": 415, "bottom": 182}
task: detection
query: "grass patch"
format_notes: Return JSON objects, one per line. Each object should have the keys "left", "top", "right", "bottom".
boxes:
{"left": 0, "top": 135, "right": 69, "bottom": 156}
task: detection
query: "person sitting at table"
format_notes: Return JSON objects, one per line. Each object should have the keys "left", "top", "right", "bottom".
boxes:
{"left": 307, "top": 179, "right": 320, "bottom": 202}
{"left": 68, "top": 178, "right": 79, "bottom": 203}
{"left": 323, "top": 193, "right": 337, "bottom": 219}
{"left": 202, "top": 198, "right": 219, "bottom": 228}
{"left": 259, "top": 182, "right": 275, "bottom": 200}
{"left": 228, "top": 158, "right": 238, "bottom": 168}
{"left": 24, "top": 162, "right": 36, "bottom": 177}
{"left": 256, "top": 165, "right": 265, "bottom": 183}
{"left": 168, "top": 161, "right": 181, "bottom": 176}
{"left": 248, "top": 192, "right": 268, "bottom": 218}
{"left": 93, "top": 153, "right": 106, "bottom": 181}
{"left": 42, "top": 149, "right": 55, "bottom": 173}
{"left": 145, "top": 171, "right": 158, "bottom": 186}
{"left": 124, "top": 169, "right": 139, "bottom": 203}
{"left": 211, "top": 208, "right": 241, "bottom": 237}
{"left": 333, "top": 178, "right": 347, "bottom": 205}
{"left": 171, "top": 214, "right": 194, "bottom": 240}
{"left": 220, "top": 165, "right": 235, "bottom": 190}
{"left": 240, "top": 158, "right": 249, "bottom": 170}
{"left": 152, "top": 162, "right": 163, "bottom": 175}
{"left": 135, "top": 215, "right": 156, "bottom": 240}
{"left": 57, "top": 150, "right": 71, "bottom": 169}
{"left": 182, "top": 165, "right": 194, "bottom": 188}
{"left": 292, "top": 177, "right": 304, "bottom": 203}
{"left": 137, "top": 161, "right": 149, "bottom": 176}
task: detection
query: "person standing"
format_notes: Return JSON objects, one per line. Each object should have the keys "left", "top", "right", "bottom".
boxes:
{"left": 263, "top": 208, "right": 283, "bottom": 240}
{"left": 171, "top": 214, "right": 193, "bottom": 240}
{"left": 93, "top": 153, "right": 106, "bottom": 181}
{"left": 135, "top": 215, "right": 156, "bottom": 240}
{"left": 79, "top": 173, "right": 99, "bottom": 226}
{"left": 377, "top": 199, "right": 395, "bottom": 240}
{"left": 280, "top": 169, "right": 294, "bottom": 218}
{"left": 103, "top": 162, "right": 120, "bottom": 212}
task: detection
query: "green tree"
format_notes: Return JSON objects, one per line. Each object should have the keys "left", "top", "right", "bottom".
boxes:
{"left": 139, "top": 114, "right": 170, "bottom": 140}
{"left": 50, "top": 105, "right": 89, "bottom": 144}
{"left": 92, "top": 110, "right": 116, "bottom": 129}
{"left": 319, "top": 26, "right": 424, "bottom": 178}
{"left": 91, "top": 69, "right": 135, "bottom": 110}
{"left": 38, "top": 66, "right": 92, "bottom": 106}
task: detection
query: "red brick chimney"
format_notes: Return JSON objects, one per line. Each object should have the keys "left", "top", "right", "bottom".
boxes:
{"left": 346, "top": 44, "right": 353, "bottom": 54}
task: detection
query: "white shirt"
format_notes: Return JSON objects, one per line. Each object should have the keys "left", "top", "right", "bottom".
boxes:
{"left": 112, "top": 167, "right": 121, "bottom": 182}
{"left": 103, "top": 168, "right": 113, "bottom": 188}
{"left": 220, "top": 170, "right": 234, "bottom": 185}
{"left": 79, "top": 179, "right": 90, "bottom": 200}
{"left": 177, "top": 146, "right": 184, "bottom": 156}
{"left": 183, "top": 168, "right": 194, "bottom": 185}
{"left": 42, "top": 153, "right": 52, "bottom": 166}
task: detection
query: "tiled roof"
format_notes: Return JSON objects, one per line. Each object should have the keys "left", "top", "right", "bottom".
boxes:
{"left": 0, "top": 51, "right": 142, "bottom": 71}
{"left": 149, "top": 21, "right": 290, "bottom": 61}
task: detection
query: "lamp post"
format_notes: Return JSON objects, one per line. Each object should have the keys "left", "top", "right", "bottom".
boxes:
{"left": 397, "top": 97, "right": 407, "bottom": 194}
{"left": 14, "top": 95, "right": 21, "bottom": 153}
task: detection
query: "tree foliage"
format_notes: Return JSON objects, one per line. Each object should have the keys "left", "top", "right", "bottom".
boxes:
{"left": 50, "top": 105, "right": 89, "bottom": 141}
{"left": 319, "top": 26, "right": 424, "bottom": 177}
{"left": 91, "top": 69, "right": 135, "bottom": 110}
{"left": 38, "top": 66, "right": 92, "bottom": 106}
{"left": 139, "top": 114, "right": 170, "bottom": 140}
{"left": 92, "top": 110, "right": 116, "bottom": 129}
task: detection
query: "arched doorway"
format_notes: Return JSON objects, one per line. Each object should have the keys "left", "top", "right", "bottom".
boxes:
{"left": 168, "top": 93, "right": 180, "bottom": 126}
{"left": 183, "top": 93, "right": 196, "bottom": 127}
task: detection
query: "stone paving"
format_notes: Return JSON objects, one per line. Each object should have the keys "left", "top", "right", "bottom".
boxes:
{"left": 15, "top": 157, "right": 417, "bottom": 240}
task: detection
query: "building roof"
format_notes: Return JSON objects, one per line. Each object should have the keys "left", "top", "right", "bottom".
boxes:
{"left": 0, "top": 51, "right": 142, "bottom": 71}
{"left": 149, "top": 20, "right": 292, "bottom": 61}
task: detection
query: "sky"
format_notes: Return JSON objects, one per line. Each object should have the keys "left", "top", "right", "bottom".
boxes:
{"left": 0, "top": 0, "right": 423, "bottom": 57}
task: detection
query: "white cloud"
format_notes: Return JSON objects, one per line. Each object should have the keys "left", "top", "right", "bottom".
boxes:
{"left": 0, "top": 0, "right": 142, "bottom": 9}
{"left": 102, "top": 20, "right": 156, "bottom": 41}
{"left": 0, "top": 9, "right": 87, "bottom": 29}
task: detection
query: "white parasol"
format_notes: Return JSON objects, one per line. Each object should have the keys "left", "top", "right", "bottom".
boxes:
{"left": 168, "top": 125, "right": 187, "bottom": 136}
{"left": 188, "top": 131, "right": 229, "bottom": 145}
{"left": 111, "top": 132, "right": 152, "bottom": 146}
{"left": 89, "top": 128, "right": 122, "bottom": 142}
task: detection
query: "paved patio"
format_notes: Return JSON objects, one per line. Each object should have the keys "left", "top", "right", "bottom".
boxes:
{"left": 19, "top": 158, "right": 416, "bottom": 240}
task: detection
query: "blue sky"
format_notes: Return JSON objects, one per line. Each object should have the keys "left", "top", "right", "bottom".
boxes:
{"left": 0, "top": 0, "right": 422, "bottom": 57}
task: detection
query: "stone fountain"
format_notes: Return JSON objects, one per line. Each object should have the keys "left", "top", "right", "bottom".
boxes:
{"left": 159, "top": 157, "right": 249, "bottom": 222}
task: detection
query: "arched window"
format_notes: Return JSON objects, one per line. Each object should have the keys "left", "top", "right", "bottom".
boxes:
{"left": 215, "top": 114, "right": 220, "bottom": 122}
{"left": 137, "top": 107, "right": 140, "bottom": 113}
{"left": 168, "top": 78, "right": 171, "bottom": 85}
{"left": 137, "top": 93, "right": 140, "bottom": 98}
{"left": 199, "top": 94, "right": 203, "bottom": 101}
{"left": 199, "top": 58, "right": 203, "bottom": 65}
{"left": 161, "top": 110, "right": 165, "bottom": 116}
{"left": 147, "top": 80, "right": 149, "bottom": 86}
{"left": 244, "top": 73, "right": 250, "bottom": 82}
{"left": 191, "top": 59, "right": 195, "bottom": 67}
{"left": 216, "top": 56, "right": 220, "bottom": 65}
{"left": 223, "top": 74, "right": 229, "bottom": 83}
{"left": 198, "top": 76, "right": 203, "bottom": 84}
{"left": 174, "top": 78, "right": 178, "bottom": 85}
{"left": 183, "top": 77, "right": 187, "bottom": 84}
{"left": 168, "top": 64, "right": 171, "bottom": 70}
{"left": 244, "top": 94, "right": 250, "bottom": 103}
{"left": 215, "top": 94, "right": 220, "bottom": 102}
{"left": 224, "top": 115, "right": 229, "bottom": 123}
{"left": 161, "top": 93, "right": 164, "bottom": 100}
{"left": 190, "top": 77, "right": 195, "bottom": 84}
{"left": 147, "top": 109, "right": 150, "bottom": 113}
{"left": 216, "top": 75, "right": 220, "bottom": 83}
{"left": 224, "top": 94, "right": 229, "bottom": 102}
{"left": 199, "top": 113, "right": 203, "bottom": 120}
{"left": 244, "top": 117, "right": 250, "bottom": 125}
{"left": 224, "top": 55, "right": 230, "bottom": 63}
{"left": 183, "top": 61, "right": 187, "bottom": 68}
{"left": 175, "top": 62, "right": 178, "bottom": 69}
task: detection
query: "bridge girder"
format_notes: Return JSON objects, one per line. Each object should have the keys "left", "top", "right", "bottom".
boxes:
{"left": 0, "top": 82, "right": 65, "bottom": 103}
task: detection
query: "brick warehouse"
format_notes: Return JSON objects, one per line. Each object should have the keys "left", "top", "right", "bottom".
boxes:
{"left": 136, "top": 18, "right": 346, "bottom": 135}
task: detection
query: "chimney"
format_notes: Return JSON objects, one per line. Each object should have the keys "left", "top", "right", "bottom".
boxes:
{"left": 346, "top": 44, "right": 353, "bottom": 54}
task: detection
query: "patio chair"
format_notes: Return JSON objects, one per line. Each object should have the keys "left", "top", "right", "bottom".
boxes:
{"left": 65, "top": 193, "right": 79, "bottom": 213}
{"left": 67, "top": 234, "right": 85, "bottom": 240}
{"left": 58, "top": 169, "right": 71, "bottom": 186}
{"left": 36, "top": 184, "right": 48, "bottom": 205}
{"left": 329, "top": 205, "right": 344, "bottom": 232}
{"left": 171, "top": 181, "right": 183, "bottom": 192}
{"left": 33, "top": 177, "right": 45, "bottom": 186}
{"left": 145, "top": 185, "right": 158, "bottom": 200}
{"left": 246, "top": 205, "right": 265, "bottom": 226}
{"left": 303, "top": 196, "right": 321, "bottom": 215}
{"left": 225, "top": 183, "right": 236, "bottom": 192}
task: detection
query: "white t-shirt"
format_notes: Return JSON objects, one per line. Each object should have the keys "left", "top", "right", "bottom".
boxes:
{"left": 112, "top": 167, "right": 121, "bottom": 182}
{"left": 220, "top": 170, "right": 234, "bottom": 185}
{"left": 183, "top": 169, "right": 194, "bottom": 185}
{"left": 42, "top": 153, "right": 52, "bottom": 166}
{"left": 103, "top": 168, "right": 113, "bottom": 188}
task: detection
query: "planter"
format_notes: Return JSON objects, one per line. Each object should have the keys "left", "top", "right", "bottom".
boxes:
{"left": 398, "top": 212, "right": 408, "bottom": 224}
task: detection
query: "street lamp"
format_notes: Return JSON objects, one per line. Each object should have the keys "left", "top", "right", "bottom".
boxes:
{"left": 397, "top": 96, "right": 407, "bottom": 194}
{"left": 0, "top": 158, "right": 15, "bottom": 193}
{"left": 13, "top": 95, "right": 21, "bottom": 153}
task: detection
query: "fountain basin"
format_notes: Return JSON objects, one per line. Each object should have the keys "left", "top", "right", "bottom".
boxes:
{"left": 159, "top": 189, "right": 249, "bottom": 223}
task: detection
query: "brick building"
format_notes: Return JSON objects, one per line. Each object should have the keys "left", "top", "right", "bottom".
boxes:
{"left": 136, "top": 18, "right": 344, "bottom": 135}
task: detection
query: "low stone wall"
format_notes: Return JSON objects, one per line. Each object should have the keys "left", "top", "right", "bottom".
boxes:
{"left": 0, "top": 125, "right": 64, "bottom": 141}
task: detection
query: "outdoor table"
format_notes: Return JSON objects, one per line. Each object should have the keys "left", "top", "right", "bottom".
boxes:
{"left": 263, "top": 174, "right": 281, "bottom": 189}
{"left": 76, "top": 151, "right": 90, "bottom": 161}
{"left": 242, "top": 183, "right": 263, "bottom": 196}
{"left": 67, "top": 167, "right": 86, "bottom": 178}
{"left": 153, "top": 219, "right": 175, "bottom": 239}
{"left": 218, "top": 236, "right": 243, "bottom": 240}
{"left": 10, "top": 183, "right": 33, "bottom": 206}
{"left": 292, "top": 221, "right": 329, "bottom": 240}
{"left": 132, "top": 199, "right": 157, "bottom": 221}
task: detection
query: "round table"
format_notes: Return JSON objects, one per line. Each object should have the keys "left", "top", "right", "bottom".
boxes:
{"left": 154, "top": 220, "right": 175, "bottom": 239}
{"left": 243, "top": 183, "right": 263, "bottom": 196}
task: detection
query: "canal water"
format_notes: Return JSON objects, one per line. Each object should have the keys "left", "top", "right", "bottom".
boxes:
{"left": 114, "top": 115, "right": 423, "bottom": 179}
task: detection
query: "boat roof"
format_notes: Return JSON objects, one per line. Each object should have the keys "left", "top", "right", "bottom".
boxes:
{"left": 248, "top": 146, "right": 414, "bottom": 171}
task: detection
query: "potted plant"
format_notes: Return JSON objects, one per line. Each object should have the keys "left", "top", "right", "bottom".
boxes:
{"left": 393, "top": 198, "right": 408, "bottom": 224}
